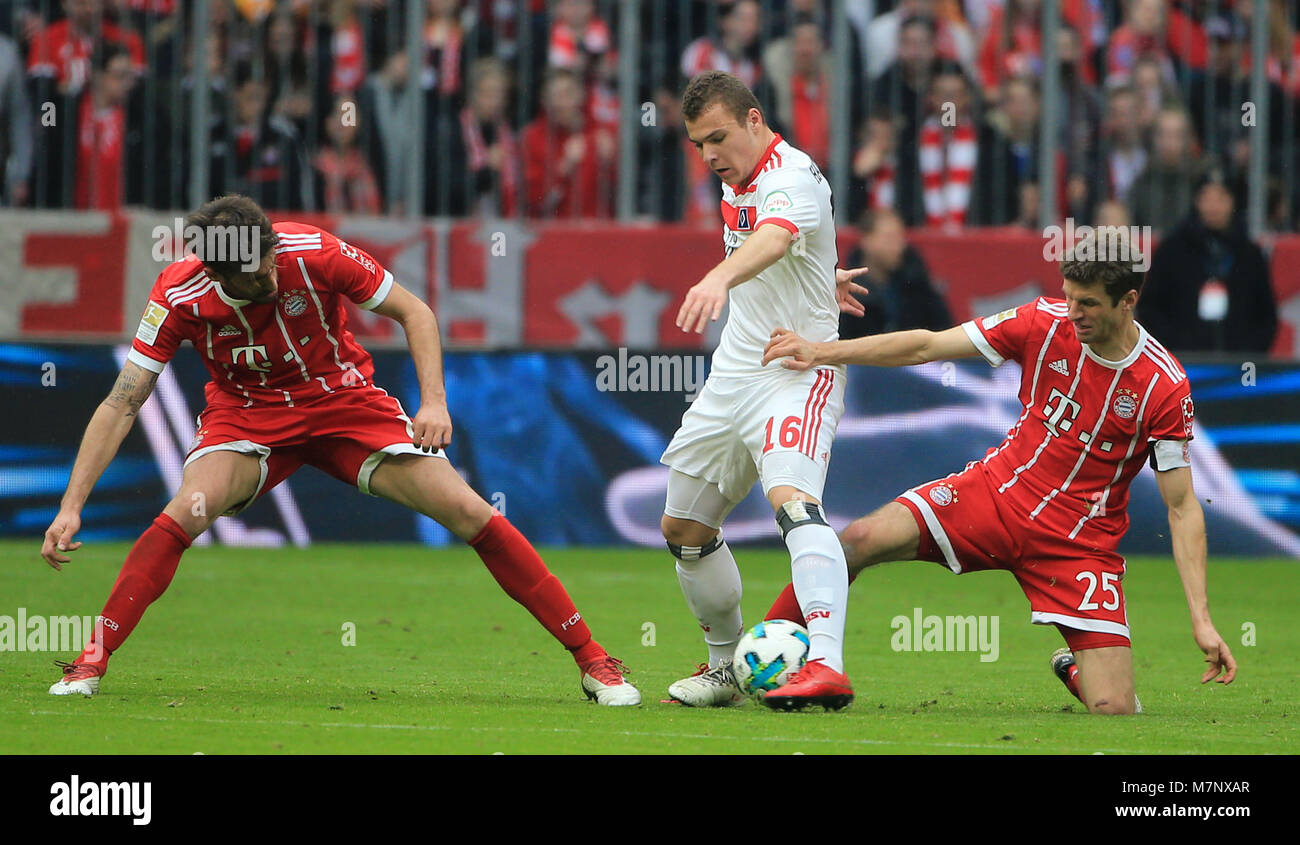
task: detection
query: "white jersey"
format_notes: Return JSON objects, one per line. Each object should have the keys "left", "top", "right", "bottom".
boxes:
{"left": 711, "top": 134, "right": 839, "bottom": 379}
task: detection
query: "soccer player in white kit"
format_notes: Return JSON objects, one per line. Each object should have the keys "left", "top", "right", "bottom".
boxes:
{"left": 661, "top": 71, "right": 864, "bottom": 710}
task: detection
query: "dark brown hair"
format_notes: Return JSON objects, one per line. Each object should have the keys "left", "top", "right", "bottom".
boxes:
{"left": 682, "top": 70, "right": 762, "bottom": 125}
{"left": 1061, "top": 228, "right": 1144, "bottom": 305}
{"left": 184, "top": 194, "right": 277, "bottom": 278}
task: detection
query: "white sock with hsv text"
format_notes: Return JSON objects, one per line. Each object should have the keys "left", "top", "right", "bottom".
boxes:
{"left": 671, "top": 538, "right": 744, "bottom": 667}
{"left": 784, "top": 520, "right": 848, "bottom": 674}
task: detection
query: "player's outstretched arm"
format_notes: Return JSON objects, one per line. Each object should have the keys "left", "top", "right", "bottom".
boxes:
{"left": 1155, "top": 465, "right": 1237, "bottom": 685}
{"left": 373, "top": 282, "right": 452, "bottom": 452}
{"left": 677, "top": 223, "right": 795, "bottom": 334}
{"left": 41, "top": 359, "right": 159, "bottom": 570}
{"left": 762, "top": 324, "right": 981, "bottom": 370}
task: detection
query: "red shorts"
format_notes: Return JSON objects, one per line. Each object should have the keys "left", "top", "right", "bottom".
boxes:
{"left": 895, "top": 462, "right": 1131, "bottom": 648}
{"left": 184, "top": 386, "right": 442, "bottom": 515}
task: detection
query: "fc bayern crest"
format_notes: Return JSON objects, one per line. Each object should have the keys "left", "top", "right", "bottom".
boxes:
{"left": 1112, "top": 388, "right": 1139, "bottom": 419}
{"left": 929, "top": 483, "right": 957, "bottom": 507}
{"left": 282, "top": 291, "right": 308, "bottom": 317}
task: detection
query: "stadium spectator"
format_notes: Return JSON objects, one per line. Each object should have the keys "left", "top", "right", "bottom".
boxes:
{"left": 680, "top": 0, "right": 764, "bottom": 91}
{"left": 1188, "top": 13, "right": 1285, "bottom": 185}
{"left": 850, "top": 111, "right": 900, "bottom": 223}
{"left": 1055, "top": 23, "right": 1102, "bottom": 221}
{"left": 1102, "top": 85, "right": 1147, "bottom": 205}
{"left": 33, "top": 40, "right": 169, "bottom": 209}
{"left": 548, "top": 0, "right": 609, "bottom": 73}
{"left": 324, "top": 0, "right": 367, "bottom": 96}
{"left": 973, "top": 74, "right": 1060, "bottom": 226}
{"left": 763, "top": 15, "right": 831, "bottom": 169}
{"left": 863, "top": 0, "right": 975, "bottom": 83}
{"left": 264, "top": 7, "right": 317, "bottom": 145}
{"left": 871, "top": 14, "right": 939, "bottom": 226}
{"left": 1127, "top": 107, "right": 1204, "bottom": 235}
{"left": 838, "top": 208, "right": 952, "bottom": 339}
{"left": 917, "top": 62, "right": 978, "bottom": 229}
{"left": 637, "top": 78, "right": 718, "bottom": 225}
{"left": 208, "top": 63, "right": 315, "bottom": 211}
{"left": 440, "top": 56, "right": 521, "bottom": 217}
{"left": 1139, "top": 170, "right": 1278, "bottom": 354}
{"left": 359, "top": 48, "right": 417, "bottom": 214}
{"left": 27, "top": 0, "right": 145, "bottom": 96}
{"left": 1130, "top": 54, "right": 1180, "bottom": 133}
{"left": 977, "top": 0, "right": 1103, "bottom": 102}
{"left": 522, "top": 66, "right": 615, "bottom": 218}
{"left": 1094, "top": 198, "right": 1132, "bottom": 228}
{"left": 424, "top": 0, "right": 467, "bottom": 102}
{"left": 1106, "top": 0, "right": 1176, "bottom": 87}
{"left": 313, "top": 94, "right": 381, "bottom": 214}
{"left": 0, "top": 31, "right": 31, "bottom": 206}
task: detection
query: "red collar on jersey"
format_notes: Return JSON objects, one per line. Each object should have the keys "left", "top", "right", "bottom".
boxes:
{"left": 734, "top": 133, "right": 784, "bottom": 195}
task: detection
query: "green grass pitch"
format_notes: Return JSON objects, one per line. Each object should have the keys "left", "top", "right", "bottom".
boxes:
{"left": 1, "top": 541, "right": 1295, "bottom": 754}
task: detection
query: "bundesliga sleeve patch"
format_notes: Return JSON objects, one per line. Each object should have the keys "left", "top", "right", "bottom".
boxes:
{"left": 135, "top": 302, "right": 169, "bottom": 347}
{"left": 982, "top": 308, "right": 1017, "bottom": 330}
{"left": 761, "top": 190, "right": 793, "bottom": 213}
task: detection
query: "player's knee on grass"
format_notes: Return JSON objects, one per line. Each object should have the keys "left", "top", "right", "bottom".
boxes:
{"left": 840, "top": 504, "right": 919, "bottom": 573}
{"left": 1073, "top": 644, "right": 1137, "bottom": 715}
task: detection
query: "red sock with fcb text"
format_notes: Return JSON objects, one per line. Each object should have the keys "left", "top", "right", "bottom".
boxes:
{"left": 1065, "top": 664, "right": 1083, "bottom": 702}
{"left": 78, "top": 513, "right": 191, "bottom": 665}
{"left": 765, "top": 571, "right": 860, "bottom": 624}
{"left": 469, "top": 513, "right": 604, "bottom": 665}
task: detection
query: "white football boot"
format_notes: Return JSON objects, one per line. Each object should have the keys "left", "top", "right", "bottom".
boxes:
{"left": 49, "top": 661, "right": 103, "bottom": 696}
{"left": 580, "top": 655, "right": 642, "bottom": 706}
{"left": 667, "top": 661, "right": 746, "bottom": 707}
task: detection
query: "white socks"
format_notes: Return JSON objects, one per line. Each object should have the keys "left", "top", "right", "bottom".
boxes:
{"left": 672, "top": 539, "right": 744, "bottom": 667}
{"left": 784, "top": 518, "right": 848, "bottom": 674}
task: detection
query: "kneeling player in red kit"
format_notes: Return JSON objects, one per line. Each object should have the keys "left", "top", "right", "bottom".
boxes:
{"left": 41, "top": 194, "right": 640, "bottom": 705}
{"left": 760, "top": 232, "right": 1236, "bottom": 713}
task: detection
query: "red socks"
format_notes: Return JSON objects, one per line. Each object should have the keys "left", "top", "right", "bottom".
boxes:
{"left": 80, "top": 513, "right": 191, "bottom": 665}
{"left": 1064, "top": 663, "right": 1083, "bottom": 701}
{"left": 470, "top": 513, "right": 603, "bottom": 665}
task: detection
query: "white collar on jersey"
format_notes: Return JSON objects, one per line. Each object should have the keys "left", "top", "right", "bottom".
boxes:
{"left": 1080, "top": 321, "right": 1148, "bottom": 370}
{"left": 214, "top": 281, "right": 252, "bottom": 308}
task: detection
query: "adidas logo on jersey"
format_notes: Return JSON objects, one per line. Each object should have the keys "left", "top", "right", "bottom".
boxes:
{"left": 218, "top": 325, "right": 240, "bottom": 337}
{"left": 1049, "top": 359, "right": 1070, "bottom": 376}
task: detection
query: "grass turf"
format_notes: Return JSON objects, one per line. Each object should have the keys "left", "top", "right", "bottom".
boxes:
{"left": 1, "top": 541, "right": 1294, "bottom": 754}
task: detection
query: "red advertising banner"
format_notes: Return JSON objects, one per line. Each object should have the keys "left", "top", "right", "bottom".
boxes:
{"left": 2, "top": 211, "right": 1296, "bottom": 356}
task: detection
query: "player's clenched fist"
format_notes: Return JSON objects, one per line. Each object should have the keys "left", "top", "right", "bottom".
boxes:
{"left": 762, "top": 328, "right": 818, "bottom": 370}
{"left": 41, "top": 508, "right": 83, "bottom": 570}
{"left": 411, "top": 403, "right": 453, "bottom": 452}
{"left": 676, "top": 275, "right": 729, "bottom": 335}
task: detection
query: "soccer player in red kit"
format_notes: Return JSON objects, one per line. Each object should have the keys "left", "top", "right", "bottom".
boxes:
{"left": 760, "top": 233, "right": 1237, "bottom": 713}
{"left": 41, "top": 194, "right": 640, "bottom": 705}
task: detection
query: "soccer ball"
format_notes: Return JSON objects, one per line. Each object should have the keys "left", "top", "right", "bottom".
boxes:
{"left": 732, "top": 620, "right": 810, "bottom": 699}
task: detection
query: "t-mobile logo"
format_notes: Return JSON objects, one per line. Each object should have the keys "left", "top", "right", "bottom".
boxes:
{"left": 1041, "top": 387, "right": 1082, "bottom": 437}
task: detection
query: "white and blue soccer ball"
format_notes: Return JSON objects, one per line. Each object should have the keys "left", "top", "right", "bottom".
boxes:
{"left": 732, "top": 620, "right": 811, "bottom": 699}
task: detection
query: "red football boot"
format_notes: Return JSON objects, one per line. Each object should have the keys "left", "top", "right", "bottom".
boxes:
{"left": 762, "top": 658, "right": 853, "bottom": 711}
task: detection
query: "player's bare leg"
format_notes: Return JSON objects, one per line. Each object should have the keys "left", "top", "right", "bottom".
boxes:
{"left": 1070, "top": 646, "right": 1139, "bottom": 715}
{"left": 761, "top": 486, "right": 853, "bottom": 711}
{"left": 662, "top": 470, "right": 747, "bottom": 706}
{"left": 367, "top": 453, "right": 640, "bottom": 705}
{"left": 50, "top": 451, "right": 263, "bottom": 696}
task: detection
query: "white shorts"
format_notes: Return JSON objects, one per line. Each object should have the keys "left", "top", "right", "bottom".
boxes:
{"left": 660, "top": 366, "right": 846, "bottom": 505}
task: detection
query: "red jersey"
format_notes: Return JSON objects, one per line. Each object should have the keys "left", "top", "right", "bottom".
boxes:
{"left": 127, "top": 223, "right": 394, "bottom": 409}
{"left": 962, "top": 297, "right": 1195, "bottom": 547}
{"left": 27, "top": 20, "right": 146, "bottom": 93}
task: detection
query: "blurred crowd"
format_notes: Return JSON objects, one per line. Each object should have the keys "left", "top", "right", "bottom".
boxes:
{"left": 0, "top": 0, "right": 1285, "bottom": 352}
